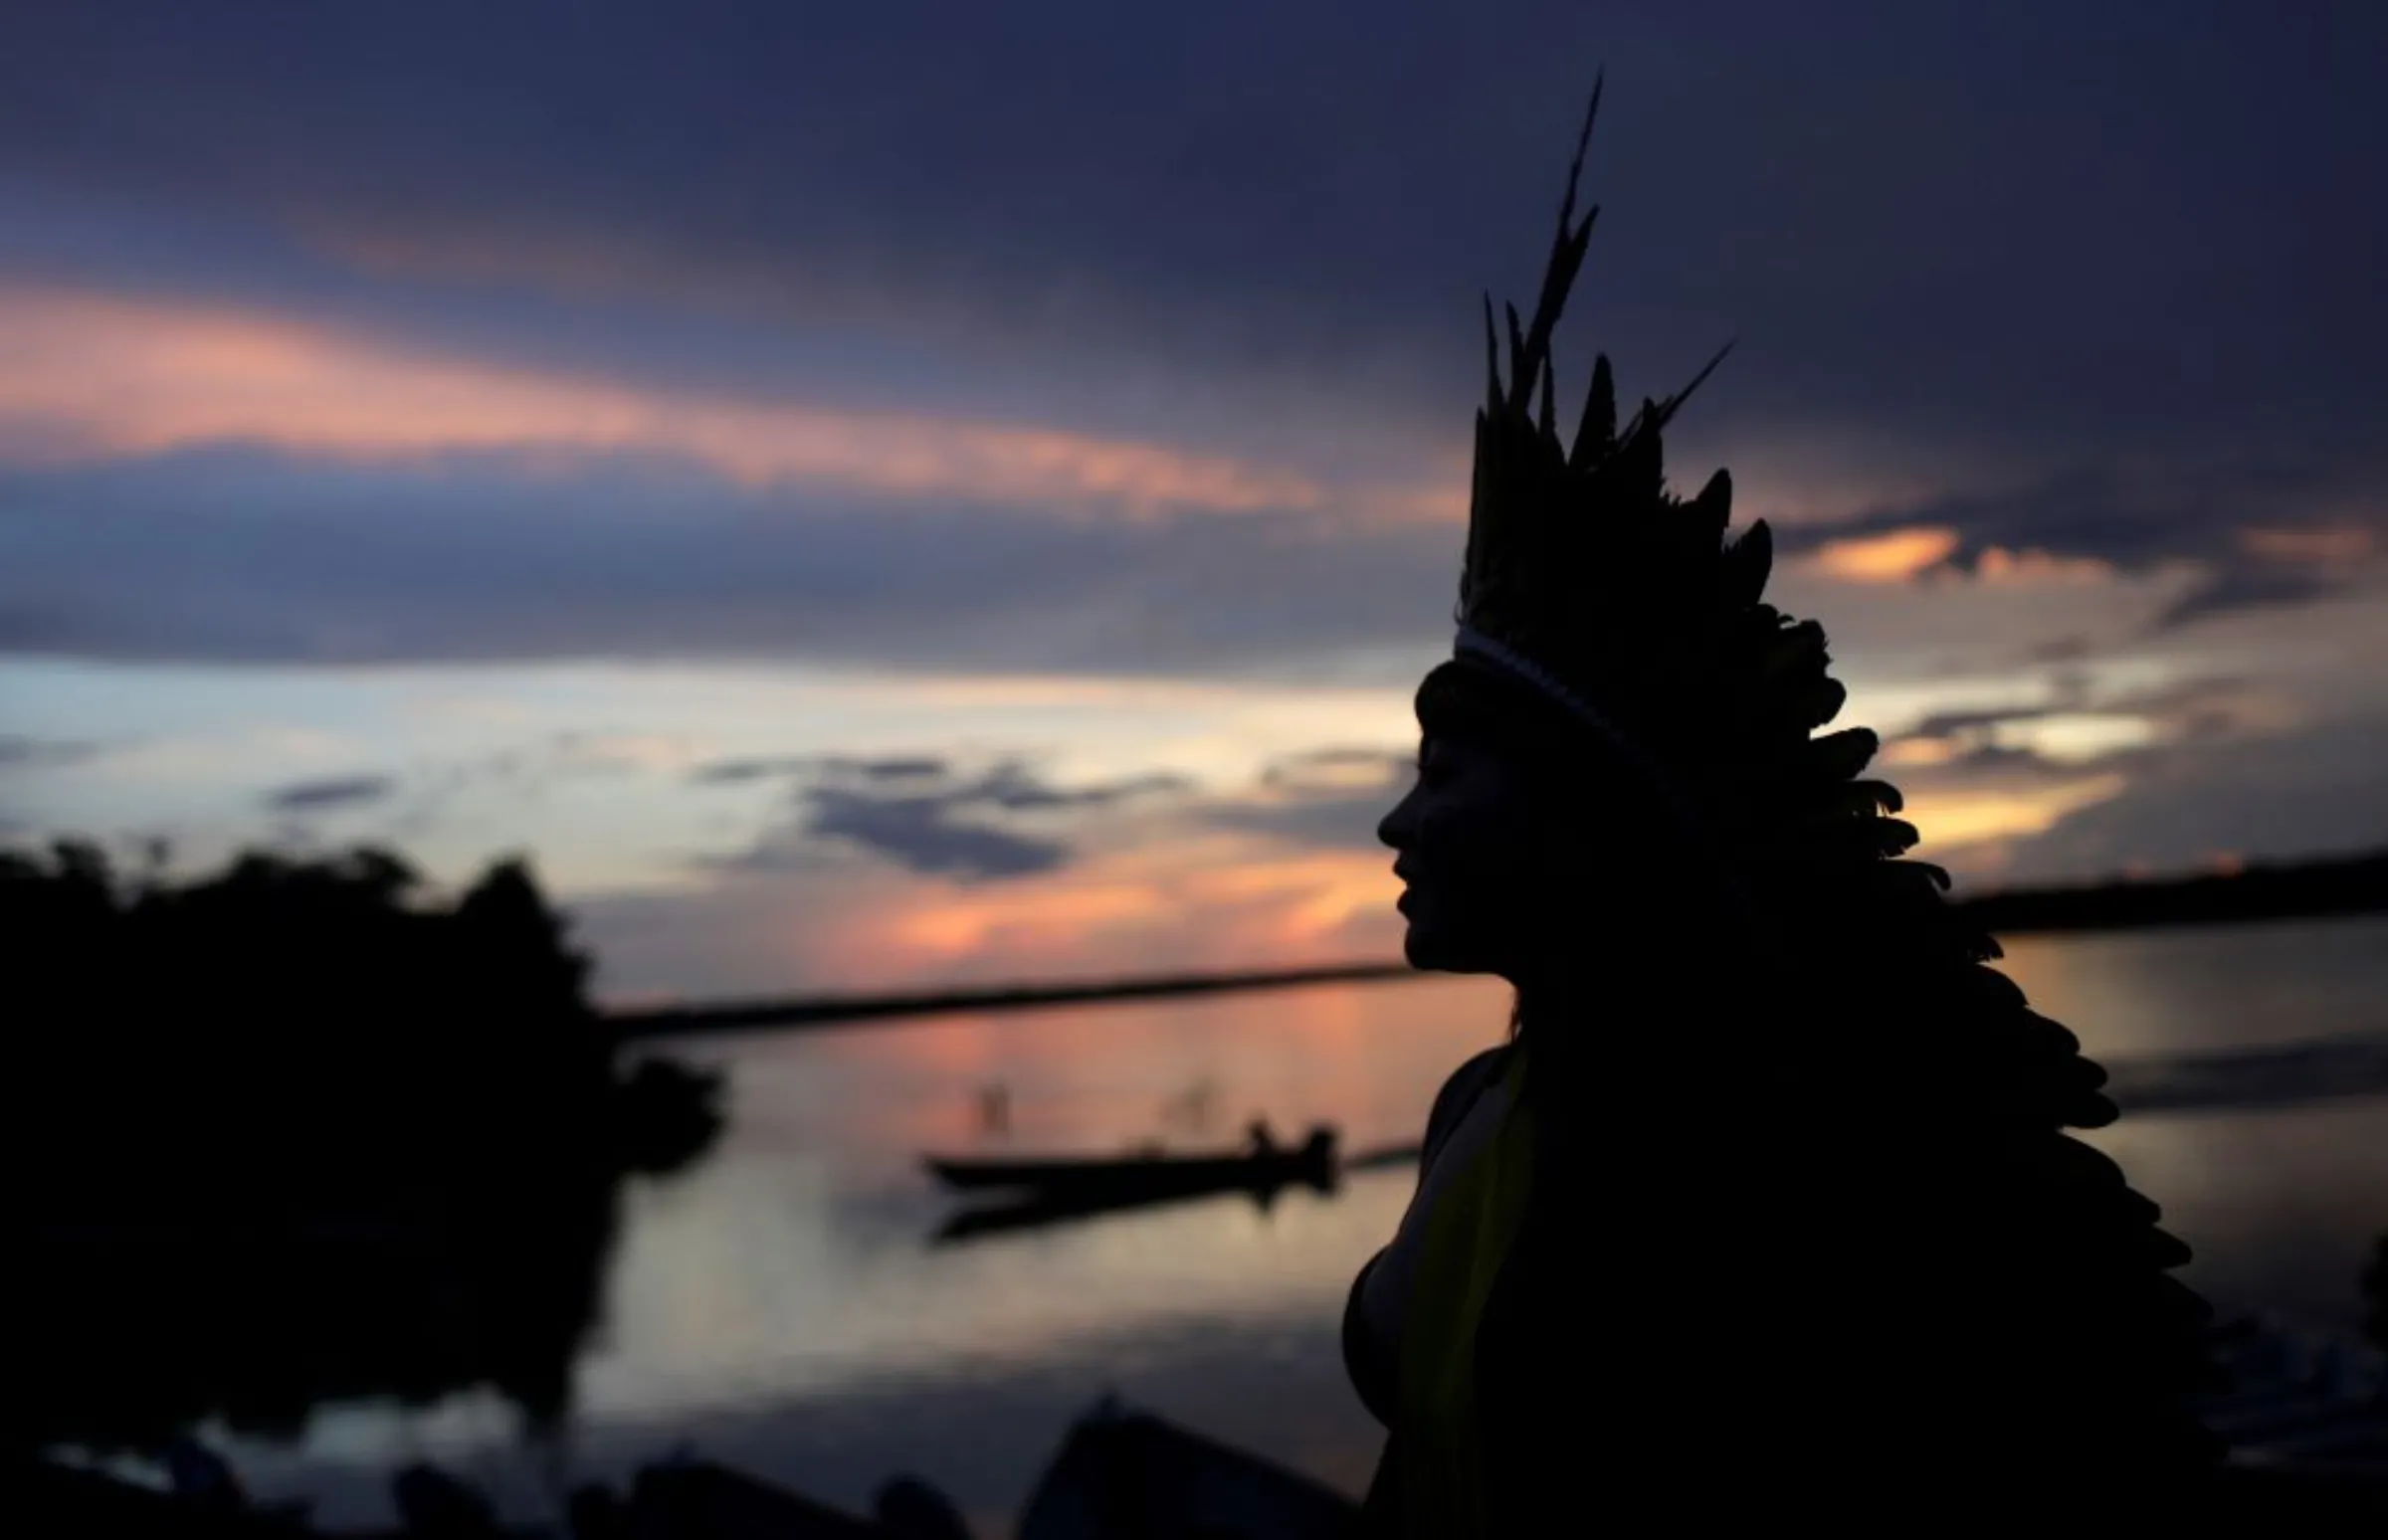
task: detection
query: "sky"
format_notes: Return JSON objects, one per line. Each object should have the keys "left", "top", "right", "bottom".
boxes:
{"left": 3, "top": 2, "right": 2384, "bottom": 1002}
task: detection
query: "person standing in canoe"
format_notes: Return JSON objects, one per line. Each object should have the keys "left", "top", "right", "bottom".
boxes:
{"left": 1341, "top": 85, "right": 2223, "bottom": 1533}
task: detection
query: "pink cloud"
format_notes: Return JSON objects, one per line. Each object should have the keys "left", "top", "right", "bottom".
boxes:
{"left": 0, "top": 286, "right": 1332, "bottom": 518}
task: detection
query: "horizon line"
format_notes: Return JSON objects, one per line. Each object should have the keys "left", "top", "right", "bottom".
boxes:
{"left": 603, "top": 846, "right": 2387, "bottom": 1041}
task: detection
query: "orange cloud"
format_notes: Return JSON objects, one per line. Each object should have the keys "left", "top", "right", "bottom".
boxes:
{"left": 1905, "top": 773, "right": 2126, "bottom": 853}
{"left": 1972, "top": 545, "right": 2113, "bottom": 585}
{"left": 1882, "top": 735, "right": 1961, "bottom": 768}
{"left": 1808, "top": 525, "right": 1961, "bottom": 582}
{"left": 2239, "top": 523, "right": 2378, "bottom": 564}
{"left": 1804, "top": 528, "right": 2118, "bottom": 588}
{"left": 0, "top": 286, "right": 1327, "bottom": 517}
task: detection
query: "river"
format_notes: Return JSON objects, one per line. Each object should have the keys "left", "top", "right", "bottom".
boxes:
{"left": 229, "top": 915, "right": 2387, "bottom": 1531}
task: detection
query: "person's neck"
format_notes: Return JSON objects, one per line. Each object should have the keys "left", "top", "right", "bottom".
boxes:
{"left": 1503, "top": 925, "right": 1717, "bottom": 1041}
{"left": 1505, "top": 969, "right": 1577, "bottom": 1040}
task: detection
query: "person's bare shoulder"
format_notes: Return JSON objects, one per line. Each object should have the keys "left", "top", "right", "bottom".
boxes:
{"left": 1420, "top": 1044, "right": 1515, "bottom": 1172}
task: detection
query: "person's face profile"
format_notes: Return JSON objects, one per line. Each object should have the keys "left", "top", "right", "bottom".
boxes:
{"left": 1377, "top": 727, "right": 1543, "bottom": 979}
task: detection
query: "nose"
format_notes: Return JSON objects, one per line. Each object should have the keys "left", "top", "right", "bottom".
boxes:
{"left": 1377, "top": 780, "right": 1420, "bottom": 853}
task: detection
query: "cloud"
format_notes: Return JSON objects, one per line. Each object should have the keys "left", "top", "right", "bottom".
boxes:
{"left": 826, "top": 755, "right": 950, "bottom": 781}
{"left": 702, "top": 742, "right": 1409, "bottom": 902}
{"left": 717, "top": 756, "right": 1192, "bottom": 882}
{"left": 1878, "top": 674, "right": 2277, "bottom": 793}
{"left": 263, "top": 773, "right": 396, "bottom": 812}
{"left": 2152, "top": 565, "right": 2339, "bottom": 631}
{"left": 0, "top": 447, "right": 1461, "bottom": 676}
{"left": 690, "top": 753, "right": 947, "bottom": 787}
{"left": 1889, "top": 740, "right": 2081, "bottom": 780}
{"left": 572, "top": 830, "right": 1408, "bottom": 999}
{"left": 1201, "top": 746, "right": 1411, "bottom": 850}
{"left": 1834, "top": 670, "right": 2333, "bottom": 873}
{"left": 1902, "top": 674, "right": 2259, "bottom": 745}
{"left": 8, "top": 4, "right": 2382, "bottom": 456}
{"left": 965, "top": 761, "right": 1192, "bottom": 812}
{"left": 1779, "top": 464, "right": 2388, "bottom": 628}
{"left": 1808, "top": 527, "right": 1963, "bottom": 584}
{"left": 0, "top": 287, "right": 1336, "bottom": 518}
{"left": 3, "top": 7, "right": 2382, "bottom": 686}
{"left": 1259, "top": 746, "right": 1413, "bottom": 792}
{"left": 1996, "top": 712, "right": 2388, "bottom": 884}
{"left": 1854, "top": 661, "right": 2380, "bottom": 881}
{"left": 802, "top": 788, "right": 1069, "bottom": 881}
{"left": 495, "top": 683, "right": 2385, "bottom": 994}
{"left": 0, "top": 735, "right": 94, "bottom": 768}
{"left": 2237, "top": 524, "right": 2378, "bottom": 565}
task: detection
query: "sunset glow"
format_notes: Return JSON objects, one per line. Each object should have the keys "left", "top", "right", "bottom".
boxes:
{"left": 1808, "top": 526, "right": 1962, "bottom": 583}
{"left": 8, "top": 20, "right": 2388, "bottom": 1527}
{"left": 0, "top": 288, "right": 1330, "bottom": 517}
{"left": 1907, "top": 775, "right": 2129, "bottom": 855}
{"left": 2239, "top": 524, "right": 2378, "bottom": 565}
{"left": 5, "top": 7, "right": 2382, "bottom": 1005}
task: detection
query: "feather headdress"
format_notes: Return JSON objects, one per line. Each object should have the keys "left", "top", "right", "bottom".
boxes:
{"left": 1433, "top": 84, "right": 2227, "bottom": 1495}
{"left": 1437, "top": 81, "right": 2153, "bottom": 1129}
{"left": 1445, "top": 79, "right": 1876, "bottom": 868}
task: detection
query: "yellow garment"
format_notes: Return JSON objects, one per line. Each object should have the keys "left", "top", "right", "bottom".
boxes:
{"left": 1397, "top": 1049, "right": 1535, "bottom": 1540}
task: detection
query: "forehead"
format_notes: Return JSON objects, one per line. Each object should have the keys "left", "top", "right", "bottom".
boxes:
{"left": 1413, "top": 659, "right": 1630, "bottom": 792}
{"left": 1415, "top": 659, "right": 1541, "bottom": 752}
{"left": 1413, "top": 715, "right": 1526, "bottom": 783}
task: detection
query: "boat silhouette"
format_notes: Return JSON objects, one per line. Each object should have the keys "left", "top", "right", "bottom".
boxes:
{"left": 926, "top": 1123, "right": 1339, "bottom": 1244}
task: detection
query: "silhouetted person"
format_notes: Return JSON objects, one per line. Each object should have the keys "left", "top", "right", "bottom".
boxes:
{"left": 1342, "top": 88, "right": 2218, "bottom": 1535}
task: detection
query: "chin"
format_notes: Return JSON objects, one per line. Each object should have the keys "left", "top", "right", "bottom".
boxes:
{"left": 1399, "top": 921, "right": 1466, "bottom": 974}
{"left": 1400, "top": 914, "right": 1507, "bottom": 978}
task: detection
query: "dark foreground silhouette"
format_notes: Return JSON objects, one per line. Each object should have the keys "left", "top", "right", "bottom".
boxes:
{"left": 24, "top": 1318, "right": 2386, "bottom": 1537}
{"left": 6, "top": 842, "right": 723, "bottom": 1456}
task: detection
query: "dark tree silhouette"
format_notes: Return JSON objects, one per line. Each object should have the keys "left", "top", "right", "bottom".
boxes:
{"left": 5, "top": 841, "right": 720, "bottom": 1454}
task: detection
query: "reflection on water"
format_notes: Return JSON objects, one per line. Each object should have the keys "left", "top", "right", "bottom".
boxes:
{"left": 2007, "top": 917, "right": 2388, "bottom": 1332}
{"left": 223, "top": 918, "right": 2385, "bottom": 1530}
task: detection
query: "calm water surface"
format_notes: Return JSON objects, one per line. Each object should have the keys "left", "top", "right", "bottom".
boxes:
{"left": 236, "top": 917, "right": 2386, "bottom": 1530}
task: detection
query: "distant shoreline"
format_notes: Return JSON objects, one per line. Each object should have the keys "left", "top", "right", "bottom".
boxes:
{"left": 607, "top": 958, "right": 1417, "bottom": 1041}
{"left": 1952, "top": 849, "right": 2384, "bottom": 937}
{"left": 604, "top": 848, "right": 2387, "bottom": 1041}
